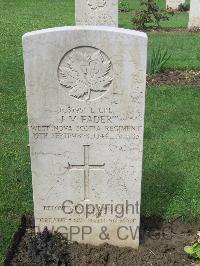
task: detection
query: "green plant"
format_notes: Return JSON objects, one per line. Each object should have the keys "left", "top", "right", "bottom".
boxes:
{"left": 119, "top": 0, "right": 130, "bottom": 13}
{"left": 132, "top": 0, "right": 174, "bottom": 30}
{"left": 178, "top": 3, "right": 190, "bottom": 12}
{"left": 184, "top": 231, "right": 200, "bottom": 263}
{"left": 147, "top": 47, "right": 171, "bottom": 74}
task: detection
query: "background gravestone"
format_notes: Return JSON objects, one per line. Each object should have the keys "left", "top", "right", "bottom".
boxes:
{"left": 75, "top": 0, "right": 118, "bottom": 26}
{"left": 23, "top": 26, "right": 147, "bottom": 248}
{"left": 188, "top": 0, "right": 200, "bottom": 29}
{"left": 166, "top": 0, "right": 185, "bottom": 9}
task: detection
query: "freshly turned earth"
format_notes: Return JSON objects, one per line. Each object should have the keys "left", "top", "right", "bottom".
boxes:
{"left": 147, "top": 69, "right": 200, "bottom": 86}
{"left": 5, "top": 215, "right": 200, "bottom": 266}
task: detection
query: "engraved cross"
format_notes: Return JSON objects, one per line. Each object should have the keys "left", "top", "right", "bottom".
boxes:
{"left": 66, "top": 145, "right": 105, "bottom": 200}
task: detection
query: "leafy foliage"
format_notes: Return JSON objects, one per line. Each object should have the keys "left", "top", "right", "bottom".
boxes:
{"left": 178, "top": 3, "right": 190, "bottom": 12}
{"left": 147, "top": 47, "right": 171, "bottom": 74}
{"left": 184, "top": 231, "right": 200, "bottom": 262}
{"left": 132, "top": 0, "right": 174, "bottom": 30}
{"left": 119, "top": 0, "right": 130, "bottom": 13}
{"left": 59, "top": 49, "right": 112, "bottom": 100}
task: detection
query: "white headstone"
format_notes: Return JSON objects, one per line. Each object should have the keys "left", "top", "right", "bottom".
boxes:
{"left": 75, "top": 0, "right": 118, "bottom": 26}
{"left": 23, "top": 26, "right": 147, "bottom": 248}
{"left": 166, "top": 0, "right": 185, "bottom": 9}
{"left": 188, "top": 0, "right": 200, "bottom": 29}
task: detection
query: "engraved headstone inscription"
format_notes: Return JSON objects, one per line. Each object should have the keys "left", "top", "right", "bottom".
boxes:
{"left": 75, "top": 0, "right": 118, "bottom": 26}
{"left": 23, "top": 26, "right": 147, "bottom": 248}
{"left": 188, "top": 0, "right": 200, "bottom": 29}
{"left": 166, "top": 0, "right": 185, "bottom": 9}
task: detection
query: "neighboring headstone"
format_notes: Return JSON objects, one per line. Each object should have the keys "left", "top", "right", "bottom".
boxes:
{"left": 188, "top": 0, "right": 200, "bottom": 29}
{"left": 75, "top": 0, "right": 118, "bottom": 26}
{"left": 23, "top": 26, "right": 147, "bottom": 248}
{"left": 166, "top": 0, "right": 185, "bottom": 9}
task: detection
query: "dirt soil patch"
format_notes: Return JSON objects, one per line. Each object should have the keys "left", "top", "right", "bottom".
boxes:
{"left": 147, "top": 69, "right": 200, "bottom": 86}
{"left": 5, "top": 214, "right": 200, "bottom": 266}
{"left": 146, "top": 28, "right": 189, "bottom": 33}
{"left": 145, "top": 28, "right": 200, "bottom": 33}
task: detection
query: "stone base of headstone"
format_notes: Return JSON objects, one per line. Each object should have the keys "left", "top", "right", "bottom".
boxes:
{"left": 166, "top": 0, "right": 185, "bottom": 10}
{"left": 188, "top": 0, "right": 200, "bottom": 29}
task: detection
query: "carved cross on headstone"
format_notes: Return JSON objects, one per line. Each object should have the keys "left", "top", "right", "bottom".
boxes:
{"left": 66, "top": 145, "right": 105, "bottom": 200}
{"left": 75, "top": 0, "right": 118, "bottom": 27}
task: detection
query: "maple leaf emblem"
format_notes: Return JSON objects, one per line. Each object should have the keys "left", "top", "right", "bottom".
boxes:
{"left": 87, "top": 0, "right": 106, "bottom": 10}
{"left": 58, "top": 48, "right": 113, "bottom": 101}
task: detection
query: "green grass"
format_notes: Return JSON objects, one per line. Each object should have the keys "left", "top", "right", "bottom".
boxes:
{"left": 143, "top": 86, "right": 200, "bottom": 218}
{"left": 120, "top": 12, "right": 189, "bottom": 29}
{"left": 148, "top": 33, "right": 200, "bottom": 69}
{"left": 0, "top": 0, "right": 200, "bottom": 262}
{"left": 125, "top": 0, "right": 167, "bottom": 10}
